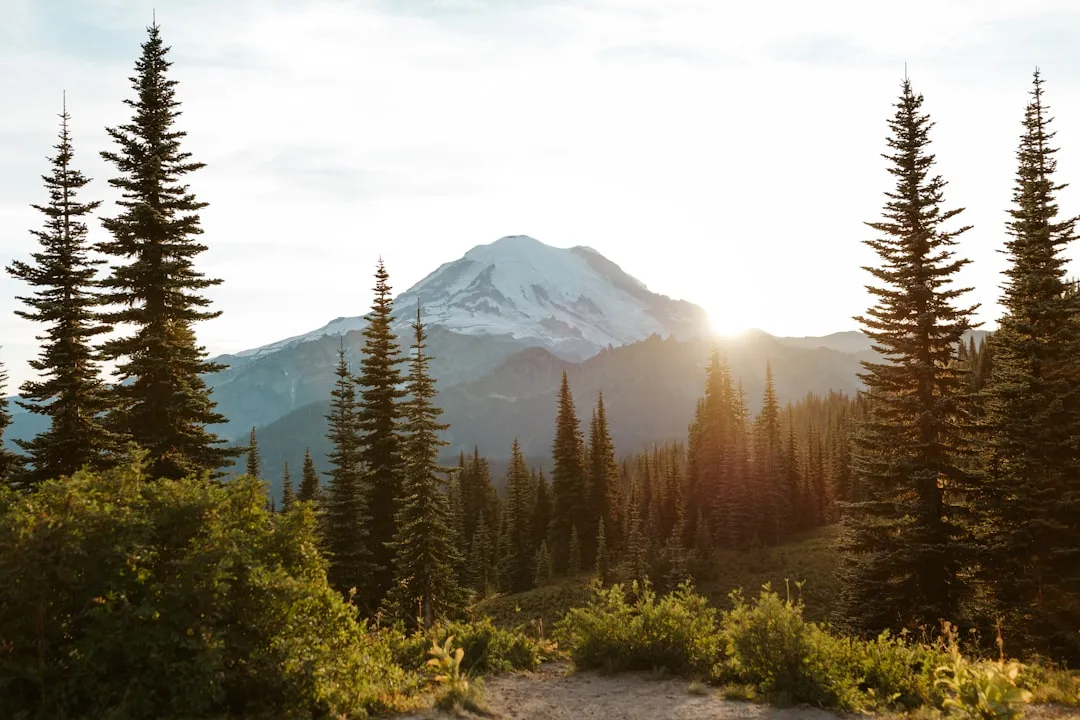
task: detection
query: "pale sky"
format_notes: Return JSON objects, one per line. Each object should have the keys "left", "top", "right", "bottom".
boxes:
{"left": 3, "top": 0, "right": 1080, "bottom": 389}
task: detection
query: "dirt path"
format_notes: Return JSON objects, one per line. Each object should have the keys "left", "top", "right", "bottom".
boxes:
{"left": 402, "top": 662, "right": 845, "bottom": 720}
{"left": 400, "top": 662, "right": 1080, "bottom": 720}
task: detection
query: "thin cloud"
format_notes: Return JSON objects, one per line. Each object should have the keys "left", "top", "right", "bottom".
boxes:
{"left": 2, "top": 0, "right": 1080, "bottom": 390}
{"left": 598, "top": 44, "right": 728, "bottom": 68}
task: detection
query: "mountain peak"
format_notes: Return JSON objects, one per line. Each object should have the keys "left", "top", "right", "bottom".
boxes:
{"left": 234, "top": 235, "right": 711, "bottom": 363}
{"left": 396, "top": 236, "right": 709, "bottom": 360}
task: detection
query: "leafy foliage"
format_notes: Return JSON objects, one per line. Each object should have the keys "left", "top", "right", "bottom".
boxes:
{"left": 0, "top": 458, "right": 416, "bottom": 719}
{"left": 556, "top": 581, "right": 721, "bottom": 676}
{"left": 385, "top": 617, "right": 544, "bottom": 675}
{"left": 935, "top": 625, "right": 1033, "bottom": 720}
{"left": 426, "top": 635, "right": 481, "bottom": 711}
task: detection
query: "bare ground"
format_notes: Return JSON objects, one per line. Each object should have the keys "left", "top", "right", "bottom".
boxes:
{"left": 399, "top": 662, "right": 1080, "bottom": 720}
{"left": 401, "top": 662, "right": 845, "bottom": 720}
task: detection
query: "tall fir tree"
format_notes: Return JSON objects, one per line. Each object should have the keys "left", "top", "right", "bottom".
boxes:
{"left": 588, "top": 392, "right": 621, "bottom": 565}
{"left": 979, "top": 70, "right": 1080, "bottom": 660}
{"left": 753, "top": 363, "right": 784, "bottom": 543}
{"left": 502, "top": 438, "right": 535, "bottom": 592}
{"left": 323, "top": 345, "right": 373, "bottom": 608}
{"left": 95, "top": 23, "right": 235, "bottom": 479}
{"left": 298, "top": 447, "right": 321, "bottom": 503}
{"left": 567, "top": 525, "right": 582, "bottom": 575}
{"left": 550, "top": 371, "right": 586, "bottom": 572}
{"left": 839, "top": 77, "right": 977, "bottom": 635}
{"left": 385, "top": 308, "right": 463, "bottom": 628}
{"left": 781, "top": 409, "right": 802, "bottom": 527}
{"left": 0, "top": 360, "right": 23, "bottom": 486}
{"left": 6, "top": 102, "right": 117, "bottom": 485}
{"left": 532, "top": 469, "right": 551, "bottom": 554}
{"left": 245, "top": 427, "right": 261, "bottom": 479}
{"left": 595, "top": 517, "right": 610, "bottom": 583}
{"left": 625, "top": 484, "right": 650, "bottom": 590}
{"left": 281, "top": 461, "right": 294, "bottom": 512}
{"left": 356, "top": 260, "right": 407, "bottom": 603}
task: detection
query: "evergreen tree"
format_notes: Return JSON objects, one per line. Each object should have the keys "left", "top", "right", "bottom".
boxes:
{"left": 356, "top": 260, "right": 407, "bottom": 603}
{"left": 323, "top": 346, "right": 372, "bottom": 607}
{"left": 753, "top": 363, "right": 784, "bottom": 543}
{"left": 663, "top": 520, "right": 690, "bottom": 591}
{"left": 595, "top": 517, "right": 610, "bottom": 583}
{"left": 385, "top": 309, "right": 463, "bottom": 629}
{"left": 781, "top": 409, "right": 802, "bottom": 524}
{"left": 281, "top": 461, "right": 294, "bottom": 512}
{"left": 567, "top": 525, "right": 582, "bottom": 576}
{"left": 588, "top": 392, "right": 621, "bottom": 564}
{"left": 693, "top": 509, "right": 712, "bottom": 560}
{"left": 839, "top": 77, "right": 977, "bottom": 635}
{"left": 298, "top": 447, "right": 321, "bottom": 503}
{"left": 979, "top": 70, "right": 1080, "bottom": 660}
{"left": 502, "top": 439, "right": 535, "bottom": 592}
{"left": 95, "top": 23, "right": 235, "bottom": 480}
{"left": 532, "top": 540, "right": 554, "bottom": 588}
{"left": 0, "top": 361, "right": 23, "bottom": 486}
{"left": 532, "top": 469, "right": 551, "bottom": 553}
{"left": 625, "top": 487, "right": 650, "bottom": 590}
{"left": 245, "top": 427, "right": 261, "bottom": 479}
{"left": 550, "top": 371, "right": 586, "bottom": 572}
{"left": 6, "top": 102, "right": 117, "bottom": 485}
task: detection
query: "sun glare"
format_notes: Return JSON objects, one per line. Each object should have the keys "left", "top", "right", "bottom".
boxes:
{"left": 708, "top": 311, "right": 749, "bottom": 338}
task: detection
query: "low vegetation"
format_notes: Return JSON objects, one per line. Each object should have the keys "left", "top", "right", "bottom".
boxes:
{"left": 0, "top": 463, "right": 545, "bottom": 719}
{"left": 555, "top": 580, "right": 1078, "bottom": 718}
{"left": 476, "top": 525, "right": 840, "bottom": 629}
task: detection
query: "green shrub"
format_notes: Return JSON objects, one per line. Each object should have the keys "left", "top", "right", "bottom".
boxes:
{"left": 382, "top": 616, "right": 543, "bottom": 674}
{"left": 853, "top": 630, "right": 944, "bottom": 710}
{"left": 935, "top": 625, "right": 1033, "bottom": 720}
{"left": 1019, "top": 662, "right": 1080, "bottom": 707}
{"left": 555, "top": 581, "right": 721, "bottom": 676}
{"left": 0, "top": 464, "right": 417, "bottom": 719}
{"left": 717, "top": 584, "right": 860, "bottom": 708}
{"left": 717, "top": 584, "right": 949, "bottom": 712}
{"left": 427, "top": 635, "right": 487, "bottom": 714}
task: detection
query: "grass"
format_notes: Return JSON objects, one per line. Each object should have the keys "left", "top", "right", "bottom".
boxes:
{"left": 473, "top": 576, "right": 595, "bottom": 631}
{"left": 474, "top": 525, "right": 841, "bottom": 631}
{"left": 697, "top": 525, "right": 841, "bottom": 622}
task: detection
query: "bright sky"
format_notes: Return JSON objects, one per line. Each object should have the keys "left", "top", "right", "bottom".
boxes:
{"left": 3, "top": 0, "right": 1080, "bottom": 388}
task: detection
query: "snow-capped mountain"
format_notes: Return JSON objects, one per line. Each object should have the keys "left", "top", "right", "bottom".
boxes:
{"left": 196, "top": 236, "right": 709, "bottom": 438}
{"left": 236, "top": 235, "right": 710, "bottom": 362}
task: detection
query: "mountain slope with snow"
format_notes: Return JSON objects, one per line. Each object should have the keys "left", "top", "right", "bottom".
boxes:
{"left": 236, "top": 235, "right": 710, "bottom": 363}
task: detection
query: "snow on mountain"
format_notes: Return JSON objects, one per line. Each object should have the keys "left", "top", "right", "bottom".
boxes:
{"left": 391, "top": 235, "right": 706, "bottom": 358}
{"left": 235, "top": 235, "right": 709, "bottom": 362}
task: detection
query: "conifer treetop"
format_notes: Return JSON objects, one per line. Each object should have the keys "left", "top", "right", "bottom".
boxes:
{"left": 6, "top": 102, "right": 118, "bottom": 484}
{"left": 95, "top": 21, "right": 235, "bottom": 479}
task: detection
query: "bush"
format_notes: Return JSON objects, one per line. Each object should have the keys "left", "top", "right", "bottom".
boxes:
{"left": 852, "top": 630, "right": 944, "bottom": 710}
{"left": 717, "top": 584, "right": 951, "bottom": 712}
{"left": 427, "top": 635, "right": 487, "bottom": 714}
{"left": 718, "top": 584, "right": 861, "bottom": 708}
{"left": 555, "top": 580, "right": 721, "bottom": 676}
{"left": 0, "top": 463, "right": 417, "bottom": 719}
{"left": 1019, "top": 662, "right": 1080, "bottom": 707}
{"left": 382, "top": 616, "right": 544, "bottom": 674}
{"left": 935, "top": 624, "right": 1033, "bottom": 720}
